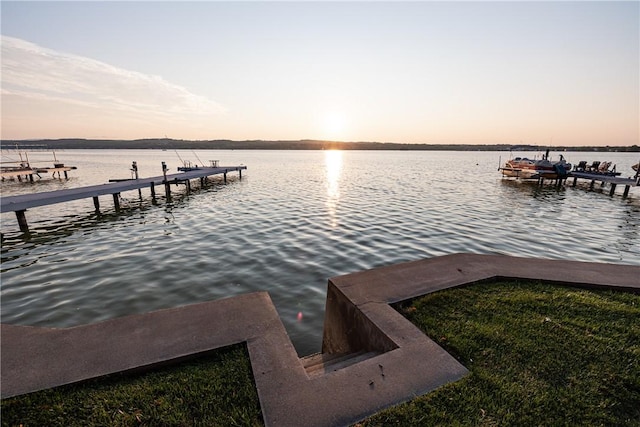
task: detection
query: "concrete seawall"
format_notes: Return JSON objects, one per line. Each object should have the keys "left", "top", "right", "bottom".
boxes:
{"left": 2, "top": 254, "right": 639, "bottom": 426}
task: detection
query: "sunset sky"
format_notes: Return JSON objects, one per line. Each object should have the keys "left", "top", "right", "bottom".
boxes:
{"left": 1, "top": 1, "right": 638, "bottom": 146}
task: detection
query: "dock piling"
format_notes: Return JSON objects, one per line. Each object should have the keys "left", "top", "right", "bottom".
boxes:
{"left": 609, "top": 183, "right": 617, "bottom": 196}
{"left": 93, "top": 197, "right": 100, "bottom": 211}
{"left": 113, "top": 193, "right": 120, "bottom": 211}
{"left": 15, "top": 210, "right": 29, "bottom": 233}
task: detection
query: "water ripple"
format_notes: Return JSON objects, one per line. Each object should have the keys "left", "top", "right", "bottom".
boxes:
{"left": 1, "top": 150, "right": 639, "bottom": 355}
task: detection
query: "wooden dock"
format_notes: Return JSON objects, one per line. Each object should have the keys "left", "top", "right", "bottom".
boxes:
{"left": 504, "top": 169, "right": 639, "bottom": 198}
{"left": 568, "top": 171, "right": 639, "bottom": 197}
{"left": 0, "top": 165, "right": 78, "bottom": 181}
{"left": 1, "top": 165, "right": 246, "bottom": 232}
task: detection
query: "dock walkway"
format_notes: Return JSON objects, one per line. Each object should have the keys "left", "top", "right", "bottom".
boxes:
{"left": 1, "top": 165, "right": 246, "bottom": 231}
{"left": 568, "top": 171, "right": 639, "bottom": 197}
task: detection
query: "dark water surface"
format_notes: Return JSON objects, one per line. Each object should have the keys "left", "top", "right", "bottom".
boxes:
{"left": 2, "top": 150, "right": 639, "bottom": 355}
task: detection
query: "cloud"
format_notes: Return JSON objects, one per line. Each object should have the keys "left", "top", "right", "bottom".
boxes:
{"left": 1, "top": 36, "right": 226, "bottom": 131}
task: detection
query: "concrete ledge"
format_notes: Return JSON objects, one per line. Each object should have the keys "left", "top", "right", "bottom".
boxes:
{"left": 2, "top": 254, "right": 639, "bottom": 426}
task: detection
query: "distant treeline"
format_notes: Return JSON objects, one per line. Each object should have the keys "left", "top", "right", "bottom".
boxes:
{"left": 2, "top": 138, "right": 639, "bottom": 152}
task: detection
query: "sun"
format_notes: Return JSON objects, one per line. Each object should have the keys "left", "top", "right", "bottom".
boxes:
{"left": 321, "top": 111, "right": 348, "bottom": 140}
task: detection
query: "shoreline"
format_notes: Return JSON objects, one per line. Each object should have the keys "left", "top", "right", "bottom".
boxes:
{"left": 3, "top": 139, "right": 639, "bottom": 152}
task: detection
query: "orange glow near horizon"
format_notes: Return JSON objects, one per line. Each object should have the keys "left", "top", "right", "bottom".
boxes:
{"left": 1, "top": 3, "right": 638, "bottom": 146}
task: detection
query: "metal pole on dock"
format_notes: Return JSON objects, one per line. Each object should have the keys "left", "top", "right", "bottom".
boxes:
{"left": 162, "top": 162, "right": 171, "bottom": 199}
{"left": 132, "top": 161, "right": 139, "bottom": 180}
{"left": 132, "top": 161, "right": 142, "bottom": 198}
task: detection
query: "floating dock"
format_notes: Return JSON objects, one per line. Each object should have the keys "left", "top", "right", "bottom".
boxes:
{"left": 0, "top": 164, "right": 246, "bottom": 232}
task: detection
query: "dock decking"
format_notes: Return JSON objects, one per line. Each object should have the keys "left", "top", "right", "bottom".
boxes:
{"left": 568, "top": 171, "right": 639, "bottom": 197}
{"left": 0, "top": 165, "right": 78, "bottom": 181}
{"left": 502, "top": 169, "right": 639, "bottom": 197}
{"left": 1, "top": 165, "right": 246, "bottom": 232}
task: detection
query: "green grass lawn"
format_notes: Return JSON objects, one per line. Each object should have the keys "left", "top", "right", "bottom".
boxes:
{"left": 360, "top": 280, "right": 640, "bottom": 426}
{"left": 2, "top": 281, "right": 638, "bottom": 426}
{"left": 0, "top": 344, "right": 263, "bottom": 427}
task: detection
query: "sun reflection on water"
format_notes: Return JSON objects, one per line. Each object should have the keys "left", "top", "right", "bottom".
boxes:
{"left": 325, "top": 150, "right": 343, "bottom": 227}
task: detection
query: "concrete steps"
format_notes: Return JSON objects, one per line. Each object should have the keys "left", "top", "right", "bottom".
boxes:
{"left": 301, "top": 351, "right": 381, "bottom": 378}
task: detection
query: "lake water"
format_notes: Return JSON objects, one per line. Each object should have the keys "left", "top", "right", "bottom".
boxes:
{"left": 1, "top": 149, "right": 639, "bottom": 356}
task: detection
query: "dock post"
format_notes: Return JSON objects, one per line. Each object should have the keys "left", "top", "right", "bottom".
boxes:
{"left": 15, "top": 210, "right": 29, "bottom": 233}
{"left": 623, "top": 185, "right": 630, "bottom": 198}
{"left": 589, "top": 180, "right": 595, "bottom": 190}
{"left": 224, "top": 171, "right": 227, "bottom": 184}
{"left": 113, "top": 193, "right": 120, "bottom": 211}
{"left": 572, "top": 177, "right": 578, "bottom": 187}
{"left": 29, "top": 174, "right": 34, "bottom": 182}
{"left": 239, "top": 169, "right": 242, "bottom": 179}
{"left": 609, "top": 183, "right": 617, "bottom": 196}
{"left": 64, "top": 171, "right": 68, "bottom": 179}
{"left": 185, "top": 179, "right": 191, "bottom": 193}
{"left": 93, "top": 196, "right": 100, "bottom": 211}
{"left": 150, "top": 182, "right": 156, "bottom": 199}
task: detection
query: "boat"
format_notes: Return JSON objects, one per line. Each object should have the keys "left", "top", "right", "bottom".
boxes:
{"left": 499, "top": 150, "right": 572, "bottom": 180}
